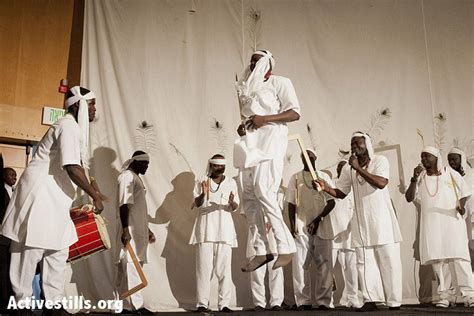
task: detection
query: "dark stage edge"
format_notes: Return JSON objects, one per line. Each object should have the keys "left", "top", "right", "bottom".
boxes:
{"left": 68, "top": 304, "right": 474, "bottom": 315}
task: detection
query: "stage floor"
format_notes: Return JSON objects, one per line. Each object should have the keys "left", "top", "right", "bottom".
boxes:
{"left": 83, "top": 304, "right": 474, "bottom": 315}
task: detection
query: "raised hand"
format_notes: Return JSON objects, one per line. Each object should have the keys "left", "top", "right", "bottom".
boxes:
{"left": 349, "top": 155, "right": 360, "bottom": 170}
{"left": 201, "top": 180, "right": 209, "bottom": 196}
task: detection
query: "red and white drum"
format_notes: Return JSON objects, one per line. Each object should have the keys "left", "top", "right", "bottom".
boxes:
{"left": 68, "top": 204, "right": 111, "bottom": 263}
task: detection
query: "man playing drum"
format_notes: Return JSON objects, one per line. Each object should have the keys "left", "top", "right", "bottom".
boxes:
{"left": 0, "top": 86, "right": 104, "bottom": 313}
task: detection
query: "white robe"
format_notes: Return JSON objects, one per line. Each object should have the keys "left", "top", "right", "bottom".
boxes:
{"left": 233, "top": 75, "right": 301, "bottom": 170}
{"left": 415, "top": 168, "right": 472, "bottom": 264}
{"left": 118, "top": 169, "right": 149, "bottom": 263}
{"left": 336, "top": 155, "right": 402, "bottom": 248}
{"left": 190, "top": 176, "right": 239, "bottom": 247}
{"left": 1, "top": 114, "right": 80, "bottom": 250}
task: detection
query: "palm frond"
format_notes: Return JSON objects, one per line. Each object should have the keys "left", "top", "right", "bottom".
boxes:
{"left": 365, "top": 107, "right": 391, "bottom": 142}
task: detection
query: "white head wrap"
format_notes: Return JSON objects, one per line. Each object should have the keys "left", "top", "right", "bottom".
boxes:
{"left": 121, "top": 153, "right": 150, "bottom": 171}
{"left": 238, "top": 50, "right": 275, "bottom": 97}
{"left": 65, "top": 86, "right": 96, "bottom": 168}
{"left": 448, "top": 147, "right": 470, "bottom": 174}
{"left": 206, "top": 157, "right": 226, "bottom": 176}
{"left": 422, "top": 146, "right": 443, "bottom": 172}
{"left": 351, "top": 132, "right": 374, "bottom": 159}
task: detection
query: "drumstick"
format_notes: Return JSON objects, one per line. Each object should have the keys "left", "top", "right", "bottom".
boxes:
{"left": 119, "top": 242, "right": 148, "bottom": 299}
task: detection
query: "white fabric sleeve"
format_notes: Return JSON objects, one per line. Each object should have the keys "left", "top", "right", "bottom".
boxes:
{"left": 230, "top": 179, "right": 240, "bottom": 206}
{"left": 118, "top": 171, "right": 135, "bottom": 206}
{"left": 55, "top": 121, "right": 81, "bottom": 167}
{"left": 285, "top": 174, "right": 297, "bottom": 205}
{"left": 193, "top": 177, "right": 203, "bottom": 199}
{"left": 276, "top": 77, "right": 301, "bottom": 116}
{"left": 450, "top": 169, "right": 472, "bottom": 199}
{"left": 337, "top": 164, "right": 353, "bottom": 196}
{"left": 319, "top": 172, "right": 335, "bottom": 201}
{"left": 372, "top": 155, "right": 390, "bottom": 180}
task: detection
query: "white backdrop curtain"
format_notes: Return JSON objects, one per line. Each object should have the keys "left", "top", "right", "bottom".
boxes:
{"left": 65, "top": 0, "right": 474, "bottom": 311}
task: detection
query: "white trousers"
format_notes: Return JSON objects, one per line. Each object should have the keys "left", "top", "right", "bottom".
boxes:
{"left": 292, "top": 234, "right": 333, "bottom": 307}
{"left": 355, "top": 242, "right": 402, "bottom": 307}
{"left": 249, "top": 258, "right": 284, "bottom": 308}
{"left": 10, "top": 241, "right": 68, "bottom": 302}
{"left": 196, "top": 242, "right": 233, "bottom": 310}
{"left": 241, "top": 162, "right": 296, "bottom": 255}
{"left": 116, "top": 259, "right": 144, "bottom": 310}
{"left": 432, "top": 259, "right": 474, "bottom": 302}
{"left": 332, "top": 248, "right": 359, "bottom": 307}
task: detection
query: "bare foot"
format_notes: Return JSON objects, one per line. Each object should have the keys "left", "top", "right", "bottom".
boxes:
{"left": 241, "top": 254, "right": 275, "bottom": 272}
{"left": 272, "top": 253, "right": 293, "bottom": 270}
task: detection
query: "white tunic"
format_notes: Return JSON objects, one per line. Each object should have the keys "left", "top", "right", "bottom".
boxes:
{"left": 336, "top": 155, "right": 402, "bottom": 248}
{"left": 233, "top": 75, "right": 301, "bottom": 169}
{"left": 415, "top": 168, "right": 472, "bottom": 264}
{"left": 331, "top": 179, "right": 355, "bottom": 250}
{"left": 463, "top": 169, "right": 474, "bottom": 239}
{"left": 118, "top": 169, "right": 149, "bottom": 263}
{"left": 285, "top": 170, "right": 334, "bottom": 236}
{"left": 1, "top": 114, "right": 80, "bottom": 250}
{"left": 190, "top": 176, "right": 239, "bottom": 247}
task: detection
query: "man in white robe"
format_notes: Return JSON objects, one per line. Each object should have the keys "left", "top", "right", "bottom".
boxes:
{"left": 190, "top": 155, "right": 239, "bottom": 313}
{"left": 286, "top": 149, "right": 335, "bottom": 310}
{"left": 315, "top": 132, "right": 403, "bottom": 311}
{"left": 234, "top": 50, "right": 300, "bottom": 272}
{"left": 406, "top": 146, "right": 473, "bottom": 307}
{"left": 448, "top": 148, "right": 474, "bottom": 242}
{"left": 0, "top": 86, "right": 104, "bottom": 312}
{"left": 116, "top": 151, "right": 155, "bottom": 313}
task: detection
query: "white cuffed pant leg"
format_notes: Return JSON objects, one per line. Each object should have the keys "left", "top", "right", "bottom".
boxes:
{"left": 242, "top": 169, "right": 269, "bottom": 256}
{"left": 292, "top": 234, "right": 311, "bottom": 306}
{"left": 196, "top": 242, "right": 233, "bottom": 310}
{"left": 250, "top": 258, "right": 284, "bottom": 308}
{"left": 356, "top": 243, "right": 402, "bottom": 307}
{"left": 333, "top": 248, "right": 359, "bottom": 307}
{"left": 433, "top": 259, "right": 474, "bottom": 303}
{"left": 242, "top": 161, "right": 296, "bottom": 256}
{"left": 10, "top": 241, "right": 68, "bottom": 303}
{"left": 312, "top": 236, "right": 333, "bottom": 307}
{"left": 116, "top": 258, "right": 144, "bottom": 310}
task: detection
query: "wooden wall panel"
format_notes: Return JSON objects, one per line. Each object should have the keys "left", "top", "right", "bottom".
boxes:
{"left": 0, "top": 0, "right": 74, "bottom": 141}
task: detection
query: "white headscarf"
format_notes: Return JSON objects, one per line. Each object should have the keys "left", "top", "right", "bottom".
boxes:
{"left": 238, "top": 50, "right": 275, "bottom": 97}
{"left": 121, "top": 153, "right": 150, "bottom": 171}
{"left": 449, "top": 147, "right": 470, "bottom": 174}
{"left": 422, "top": 146, "right": 443, "bottom": 172}
{"left": 65, "top": 86, "right": 96, "bottom": 168}
{"left": 206, "top": 157, "right": 226, "bottom": 177}
{"left": 351, "top": 132, "right": 374, "bottom": 159}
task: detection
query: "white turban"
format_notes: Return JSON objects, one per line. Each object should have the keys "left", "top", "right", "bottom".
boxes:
{"left": 121, "top": 153, "right": 150, "bottom": 171}
{"left": 422, "top": 146, "right": 443, "bottom": 172}
{"left": 352, "top": 132, "right": 374, "bottom": 159}
{"left": 206, "top": 157, "right": 226, "bottom": 176}
{"left": 65, "top": 86, "right": 96, "bottom": 168}
{"left": 449, "top": 147, "right": 470, "bottom": 174}
{"left": 238, "top": 50, "right": 275, "bottom": 98}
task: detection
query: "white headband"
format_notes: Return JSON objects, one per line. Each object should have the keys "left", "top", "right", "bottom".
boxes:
{"left": 449, "top": 147, "right": 469, "bottom": 173}
{"left": 352, "top": 132, "right": 374, "bottom": 159}
{"left": 65, "top": 86, "right": 96, "bottom": 168}
{"left": 209, "top": 158, "right": 226, "bottom": 165}
{"left": 422, "top": 146, "right": 443, "bottom": 172}
{"left": 122, "top": 153, "right": 150, "bottom": 171}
